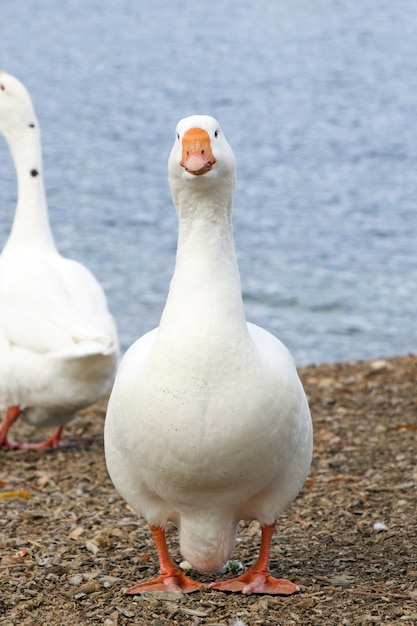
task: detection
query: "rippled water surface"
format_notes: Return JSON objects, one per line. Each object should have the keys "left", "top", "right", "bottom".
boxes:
{"left": 1, "top": 1, "right": 416, "bottom": 365}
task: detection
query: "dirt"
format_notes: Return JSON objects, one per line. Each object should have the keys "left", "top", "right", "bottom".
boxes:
{"left": 0, "top": 354, "right": 416, "bottom": 626}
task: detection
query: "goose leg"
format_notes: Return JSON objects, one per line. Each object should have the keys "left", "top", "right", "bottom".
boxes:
{"left": 0, "top": 409, "right": 64, "bottom": 450}
{"left": 0, "top": 406, "right": 21, "bottom": 449}
{"left": 125, "top": 524, "right": 207, "bottom": 594}
{"left": 210, "top": 523, "right": 300, "bottom": 595}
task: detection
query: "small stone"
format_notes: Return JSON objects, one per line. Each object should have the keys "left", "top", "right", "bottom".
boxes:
{"left": 100, "top": 575, "right": 122, "bottom": 588}
{"left": 72, "top": 581, "right": 98, "bottom": 596}
{"left": 328, "top": 577, "right": 353, "bottom": 587}
{"left": 115, "top": 605, "right": 135, "bottom": 617}
{"left": 328, "top": 454, "right": 347, "bottom": 468}
{"left": 139, "top": 590, "right": 183, "bottom": 601}
{"left": 85, "top": 541, "right": 100, "bottom": 555}
{"left": 69, "top": 574, "right": 83, "bottom": 586}
{"left": 181, "top": 608, "right": 210, "bottom": 617}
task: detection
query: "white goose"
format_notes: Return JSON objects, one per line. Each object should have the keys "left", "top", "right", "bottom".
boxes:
{"left": 0, "top": 71, "right": 119, "bottom": 449}
{"left": 104, "top": 115, "right": 312, "bottom": 595}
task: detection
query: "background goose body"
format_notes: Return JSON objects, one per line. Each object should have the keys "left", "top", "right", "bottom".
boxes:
{"left": 105, "top": 115, "right": 312, "bottom": 594}
{"left": 0, "top": 71, "right": 119, "bottom": 449}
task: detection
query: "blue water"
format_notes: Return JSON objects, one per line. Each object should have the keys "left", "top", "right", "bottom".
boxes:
{"left": 1, "top": 1, "right": 416, "bottom": 365}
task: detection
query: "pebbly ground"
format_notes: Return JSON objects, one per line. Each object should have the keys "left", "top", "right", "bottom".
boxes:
{"left": 1, "top": 354, "right": 416, "bottom": 625}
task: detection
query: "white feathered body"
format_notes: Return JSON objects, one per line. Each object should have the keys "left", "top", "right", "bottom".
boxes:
{"left": 0, "top": 244, "right": 118, "bottom": 426}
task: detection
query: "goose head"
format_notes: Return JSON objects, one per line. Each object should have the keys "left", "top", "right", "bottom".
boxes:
{"left": 0, "top": 71, "right": 39, "bottom": 144}
{"left": 168, "top": 115, "right": 236, "bottom": 209}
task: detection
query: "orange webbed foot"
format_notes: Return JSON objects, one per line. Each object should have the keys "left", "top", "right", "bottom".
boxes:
{"left": 18, "top": 426, "right": 65, "bottom": 450}
{"left": 211, "top": 523, "right": 300, "bottom": 595}
{"left": 210, "top": 570, "right": 299, "bottom": 595}
{"left": 0, "top": 437, "right": 21, "bottom": 450}
{"left": 127, "top": 524, "right": 207, "bottom": 595}
{"left": 125, "top": 568, "right": 207, "bottom": 594}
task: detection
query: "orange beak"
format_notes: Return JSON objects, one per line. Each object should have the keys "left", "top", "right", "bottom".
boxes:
{"left": 180, "top": 128, "right": 216, "bottom": 176}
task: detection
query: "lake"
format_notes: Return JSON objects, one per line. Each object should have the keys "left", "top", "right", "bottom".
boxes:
{"left": 1, "top": 1, "right": 416, "bottom": 365}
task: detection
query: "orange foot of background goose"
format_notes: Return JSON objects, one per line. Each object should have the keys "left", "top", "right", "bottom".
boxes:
{"left": 19, "top": 425, "right": 64, "bottom": 450}
{"left": 0, "top": 406, "right": 64, "bottom": 450}
{"left": 0, "top": 406, "right": 21, "bottom": 449}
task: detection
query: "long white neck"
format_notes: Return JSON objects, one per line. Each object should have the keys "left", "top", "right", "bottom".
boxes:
{"left": 158, "top": 182, "right": 249, "bottom": 350}
{"left": 2, "top": 119, "right": 56, "bottom": 252}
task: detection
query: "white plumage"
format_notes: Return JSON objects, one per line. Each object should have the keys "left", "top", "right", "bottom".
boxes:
{"left": 104, "top": 115, "right": 312, "bottom": 594}
{"left": 0, "top": 71, "right": 119, "bottom": 449}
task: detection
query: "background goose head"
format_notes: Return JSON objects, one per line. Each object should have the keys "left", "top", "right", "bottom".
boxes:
{"left": 0, "top": 71, "right": 38, "bottom": 141}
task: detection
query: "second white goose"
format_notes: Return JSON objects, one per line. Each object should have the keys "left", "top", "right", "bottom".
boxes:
{"left": 0, "top": 71, "right": 119, "bottom": 449}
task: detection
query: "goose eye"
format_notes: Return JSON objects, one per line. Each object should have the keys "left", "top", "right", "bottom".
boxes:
{"left": 177, "top": 132, "right": 180, "bottom": 141}
{"left": 214, "top": 130, "right": 218, "bottom": 138}
{"left": 0, "top": 84, "right": 5, "bottom": 91}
